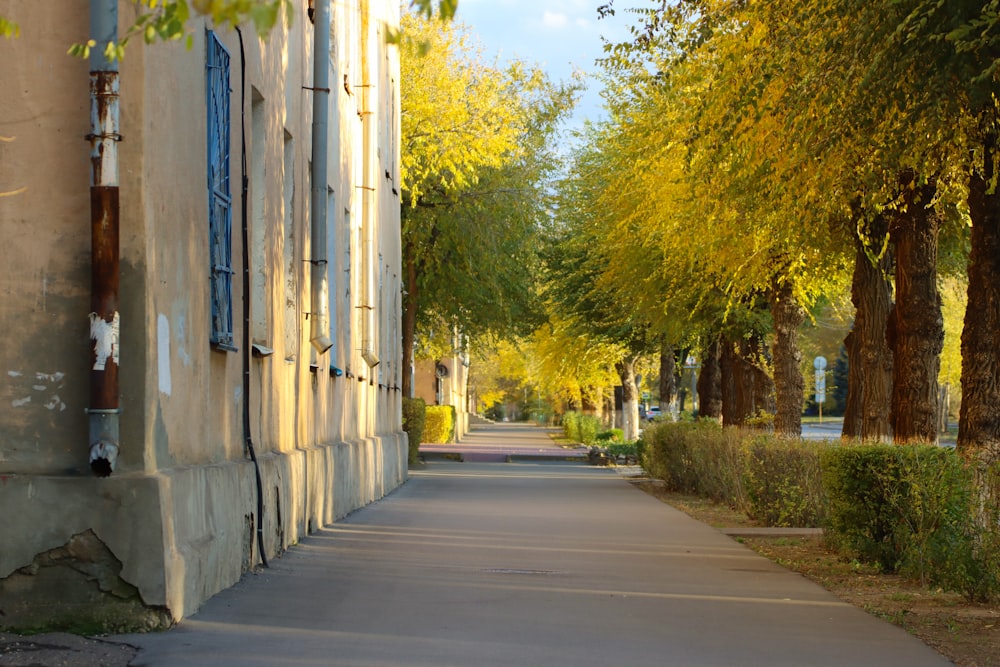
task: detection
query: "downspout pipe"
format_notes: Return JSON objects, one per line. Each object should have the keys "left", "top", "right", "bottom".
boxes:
{"left": 309, "top": 0, "right": 333, "bottom": 354}
{"left": 88, "top": 0, "right": 121, "bottom": 477}
{"left": 359, "top": 4, "right": 379, "bottom": 370}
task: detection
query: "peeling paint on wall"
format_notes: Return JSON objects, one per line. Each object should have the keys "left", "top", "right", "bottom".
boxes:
{"left": 8, "top": 371, "right": 66, "bottom": 410}
{"left": 89, "top": 312, "right": 120, "bottom": 371}
{"left": 157, "top": 314, "right": 172, "bottom": 396}
{"left": 44, "top": 395, "right": 66, "bottom": 411}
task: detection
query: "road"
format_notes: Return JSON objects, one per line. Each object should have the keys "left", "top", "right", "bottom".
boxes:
{"left": 115, "top": 424, "right": 951, "bottom": 666}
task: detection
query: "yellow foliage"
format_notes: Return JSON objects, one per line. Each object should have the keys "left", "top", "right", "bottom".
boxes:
{"left": 400, "top": 13, "right": 535, "bottom": 206}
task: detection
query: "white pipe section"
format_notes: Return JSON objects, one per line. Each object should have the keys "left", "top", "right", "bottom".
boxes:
{"left": 309, "top": 0, "right": 333, "bottom": 353}
{"left": 360, "top": 6, "right": 379, "bottom": 369}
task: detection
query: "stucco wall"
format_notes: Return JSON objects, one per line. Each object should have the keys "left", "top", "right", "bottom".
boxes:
{"left": 0, "top": 0, "right": 405, "bottom": 629}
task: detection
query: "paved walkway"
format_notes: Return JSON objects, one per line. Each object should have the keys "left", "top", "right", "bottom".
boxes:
{"left": 419, "top": 422, "right": 589, "bottom": 462}
{"left": 111, "top": 426, "right": 951, "bottom": 666}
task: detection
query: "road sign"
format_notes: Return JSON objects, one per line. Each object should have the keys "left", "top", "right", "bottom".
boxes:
{"left": 815, "top": 369, "right": 826, "bottom": 404}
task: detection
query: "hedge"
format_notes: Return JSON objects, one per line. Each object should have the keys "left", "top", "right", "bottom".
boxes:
{"left": 563, "top": 411, "right": 601, "bottom": 445}
{"left": 424, "top": 405, "right": 455, "bottom": 444}
{"left": 639, "top": 420, "right": 1000, "bottom": 601}
{"left": 402, "top": 397, "right": 426, "bottom": 464}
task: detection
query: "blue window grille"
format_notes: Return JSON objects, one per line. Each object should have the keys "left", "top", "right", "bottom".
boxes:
{"left": 206, "top": 31, "right": 236, "bottom": 351}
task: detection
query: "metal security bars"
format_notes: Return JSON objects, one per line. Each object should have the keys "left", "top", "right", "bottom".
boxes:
{"left": 206, "top": 30, "right": 236, "bottom": 350}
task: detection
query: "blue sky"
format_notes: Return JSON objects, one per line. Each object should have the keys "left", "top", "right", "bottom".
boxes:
{"left": 453, "top": 1, "right": 643, "bottom": 132}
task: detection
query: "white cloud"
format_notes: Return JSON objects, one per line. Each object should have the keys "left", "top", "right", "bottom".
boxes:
{"left": 541, "top": 11, "right": 569, "bottom": 29}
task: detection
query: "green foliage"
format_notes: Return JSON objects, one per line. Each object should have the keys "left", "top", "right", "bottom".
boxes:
{"left": 743, "top": 437, "right": 826, "bottom": 527}
{"left": 604, "top": 441, "right": 639, "bottom": 461}
{"left": 68, "top": 1, "right": 292, "bottom": 61}
{"left": 640, "top": 420, "right": 748, "bottom": 507}
{"left": 0, "top": 17, "right": 19, "bottom": 39}
{"left": 641, "top": 424, "right": 1000, "bottom": 600}
{"left": 402, "top": 397, "right": 427, "bottom": 464}
{"left": 821, "top": 444, "right": 999, "bottom": 599}
{"left": 423, "top": 405, "right": 455, "bottom": 444}
{"left": 596, "top": 428, "right": 624, "bottom": 442}
{"left": 562, "top": 411, "right": 601, "bottom": 446}
{"left": 400, "top": 14, "right": 578, "bottom": 388}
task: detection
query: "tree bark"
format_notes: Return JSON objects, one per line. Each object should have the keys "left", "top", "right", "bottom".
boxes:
{"left": 769, "top": 279, "right": 805, "bottom": 437}
{"left": 697, "top": 336, "right": 722, "bottom": 420}
{"left": 615, "top": 356, "right": 641, "bottom": 441}
{"left": 959, "top": 137, "right": 1000, "bottom": 466}
{"left": 401, "top": 239, "right": 419, "bottom": 397}
{"left": 721, "top": 333, "right": 770, "bottom": 427}
{"left": 842, "top": 327, "right": 863, "bottom": 439}
{"left": 888, "top": 172, "right": 943, "bottom": 444}
{"left": 658, "top": 343, "right": 677, "bottom": 419}
{"left": 843, "top": 213, "right": 894, "bottom": 441}
{"left": 720, "top": 336, "right": 739, "bottom": 426}
{"left": 749, "top": 332, "right": 776, "bottom": 418}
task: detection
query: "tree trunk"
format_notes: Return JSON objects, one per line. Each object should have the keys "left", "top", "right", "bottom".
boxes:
{"left": 697, "top": 336, "right": 722, "bottom": 420}
{"left": 769, "top": 279, "right": 805, "bottom": 437}
{"left": 615, "top": 357, "right": 640, "bottom": 441}
{"left": 959, "top": 142, "right": 1000, "bottom": 466}
{"left": 721, "top": 333, "right": 769, "bottom": 427}
{"left": 401, "top": 239, "right": 419, "bottom": 397}
{"left": 748, "top": 332, "right": 775, "bottom": 418}
{"left": 844, "top": 213, "right": 894, "bottom": 441}
{"left": 658, "top": 343, "right": 677, "bottom": 420}
{"left": 720, "top": 336, "right": 739, "bottom": 426}
{"left": 888, "top": 172, "right": 943, "bottom": 444}
{"left": 842, "top": 327, "right": 863, "bottom": 439}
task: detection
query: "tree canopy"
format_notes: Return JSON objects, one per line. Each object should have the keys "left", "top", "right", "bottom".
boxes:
{"left": 398, "top": 12, "right": 578, "bottom": 395}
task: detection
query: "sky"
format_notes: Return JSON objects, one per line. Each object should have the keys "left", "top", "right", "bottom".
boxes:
{"left": 452, "top": 1, "right": 643, "bottom": 134}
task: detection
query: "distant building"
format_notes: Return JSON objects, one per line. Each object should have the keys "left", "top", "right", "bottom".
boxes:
{"left": 413, "top": 335, "right": 470, "bottom": 441}
{"left": 0, "top": 0, "right": 405, "bottom": 628}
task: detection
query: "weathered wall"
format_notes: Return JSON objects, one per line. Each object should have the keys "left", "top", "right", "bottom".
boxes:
{"left": 0, "top": 0, "right": 404, "bottom": 629}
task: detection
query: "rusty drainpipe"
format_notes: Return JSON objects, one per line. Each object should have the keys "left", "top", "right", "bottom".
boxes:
{"left": 87, "top": 0, "right": 121, "bottom": 477}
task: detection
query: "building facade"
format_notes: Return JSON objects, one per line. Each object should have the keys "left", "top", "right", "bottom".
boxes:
{"left": 0, "top": 0, "right": 405, "bottom": 628}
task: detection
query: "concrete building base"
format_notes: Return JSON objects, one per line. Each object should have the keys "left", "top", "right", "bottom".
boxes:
{"left": 0, "top": 433, "right": 407, "bottom": 631}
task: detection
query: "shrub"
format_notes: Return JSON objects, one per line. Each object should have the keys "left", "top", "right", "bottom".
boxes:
{"left": 641, "top": 422, "right": 1000, "bottom": 601}
{"left": 596, "top": 428, "right": 624, "bottom": 442}
{"left": 821, "top": 445, "right": 974, "bottom": 583}
{"left": 562, "top": 411, "right": 601, "bottom": 445}
{"left": 605, "top": 441, "right": 639, "bottom": 461}
{"left": 743, "top": 436, "right": 825, "bottom": 527}
{"left": 641, "top": 421, "right": 826, "bottom": 525}
{"left": 402, "top": 397, "right": 426, "bottom": 464}
{"left": 423, "top": 405, "right": 455, "bottom": 444}
{"left": 640, "top": 419, "right": 744, "bottom": 504}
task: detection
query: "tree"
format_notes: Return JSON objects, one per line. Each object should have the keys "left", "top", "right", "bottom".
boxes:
{"left": 1, "top": 1, "right": 458, "bottom": 59}
{"left": 399, "top": 13, "right": 577, "bottom": 396}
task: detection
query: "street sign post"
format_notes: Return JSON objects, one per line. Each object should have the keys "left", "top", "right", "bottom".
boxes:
{"left": 814, "top": 356, "right": 827, "bottom": 423}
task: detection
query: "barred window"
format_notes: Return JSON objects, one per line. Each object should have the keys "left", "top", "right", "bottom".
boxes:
{"left": 206, "top": 30, "right": 235, "bottom": 350}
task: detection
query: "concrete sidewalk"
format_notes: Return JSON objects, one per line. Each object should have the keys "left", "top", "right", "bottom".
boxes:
{"left": 419, "top": 421, "right": 588, "bottom": 462}
{"left": 111, "top": 459, "right": 952, "bottom": 667}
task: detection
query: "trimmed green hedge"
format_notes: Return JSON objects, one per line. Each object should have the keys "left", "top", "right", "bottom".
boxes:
{"left": 821, "top": 444, "right": 999, "bottom": 598}
{"left": 402, "top": 397, "right": 426, "bottom": 464}
{"left": 424, "top": 405, "right": 455, "bottom": 444}
{"left": 745, "top": 436, "right": 826, "bottom": 527}
{"left": 563, "top": 411, "right": 601, "bottom": 445}
{"left": 639, "top": 420, "right": 1000, "bottom": 601}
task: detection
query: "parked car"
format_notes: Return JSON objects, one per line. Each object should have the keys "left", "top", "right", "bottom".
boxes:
{"left": 644, "top": 406, "right": 662, "bottom": 420}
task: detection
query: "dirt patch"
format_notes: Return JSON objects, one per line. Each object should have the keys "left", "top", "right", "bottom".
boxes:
{"left": 0, "top": 632, "right": 136, "bottom": 667}
{"left": 631, "top": 480, "right": 1000, "bottom": 667}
